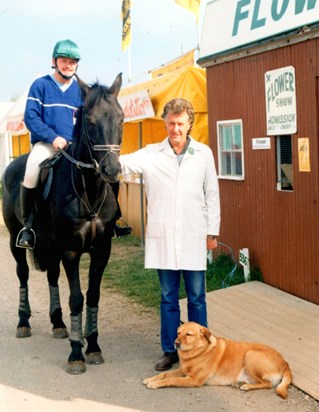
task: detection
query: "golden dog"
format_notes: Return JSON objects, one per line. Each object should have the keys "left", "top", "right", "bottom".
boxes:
{"left": 143, "top": 322, "right": 292, "bottom": 399}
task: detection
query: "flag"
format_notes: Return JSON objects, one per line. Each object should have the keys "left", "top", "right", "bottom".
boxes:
{"left": 122, "top": 0, "right": 131, "bottom": 51}
{"left": 175, "top": 0, "right": 200, "bottom": 22}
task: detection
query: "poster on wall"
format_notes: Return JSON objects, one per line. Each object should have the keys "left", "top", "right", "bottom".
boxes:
{"left": 298, "top": 137, "right": 311, "bottom": 172}
{"left": 265, "top": 66, "right": 297, "bottom": 135}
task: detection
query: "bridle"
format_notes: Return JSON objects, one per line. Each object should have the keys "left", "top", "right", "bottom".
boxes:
{"left": 60, "top": 108, "right": 121, "bottom": 173}
{"left": 59, "top": 108, "right": 121, "bottom": 226}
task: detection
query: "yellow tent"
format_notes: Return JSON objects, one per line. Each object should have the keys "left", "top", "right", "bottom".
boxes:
{"left": 119, "top": 66, "right": 208, "bottom": 154}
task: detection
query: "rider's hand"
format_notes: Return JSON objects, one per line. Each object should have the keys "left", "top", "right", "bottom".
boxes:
{"left": 52, "top": 136, "right": 68, "bottom": 150}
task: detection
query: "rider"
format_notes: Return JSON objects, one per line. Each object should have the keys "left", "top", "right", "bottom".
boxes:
{"left": 17, "top": 39, "right": 83, "bottom": 249}
{"left": 18, "top": 39, "right": 131, "bottom": 249}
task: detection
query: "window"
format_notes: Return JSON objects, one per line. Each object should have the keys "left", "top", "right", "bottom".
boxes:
{"left": 217, "top": 119, "right": 244, "bottom": 180}
{"left": 276, "top": 135, "right": 293, "bottom": 191}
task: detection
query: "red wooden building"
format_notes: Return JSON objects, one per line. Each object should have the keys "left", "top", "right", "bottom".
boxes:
{"left": 199, "top": 1, "right": 319, "bottom": 304}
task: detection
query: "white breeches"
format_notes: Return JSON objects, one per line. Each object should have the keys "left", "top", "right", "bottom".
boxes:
{"left": 23, "top": 142, "right": 58, "bottom": 188}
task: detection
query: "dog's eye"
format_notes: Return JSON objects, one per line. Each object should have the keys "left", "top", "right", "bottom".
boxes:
{"left": 186, "top": 333, "right": 193, "bottom": 336}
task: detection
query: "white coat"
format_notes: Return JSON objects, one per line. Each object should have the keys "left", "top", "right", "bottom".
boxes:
{"left": 120, "top": 137, "right": 220, "bottom": 270}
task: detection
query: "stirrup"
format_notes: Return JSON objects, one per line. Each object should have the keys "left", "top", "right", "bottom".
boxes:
{"left": 114, "top": 218, "right": 132, "bottom": 238}
{"left": 16, "top": 227, "right": 36, "bottom": 249}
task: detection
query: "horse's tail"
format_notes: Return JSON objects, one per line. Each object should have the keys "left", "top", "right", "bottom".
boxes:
{"left": 276, "top": 362, "right": 293, "bottom": 399}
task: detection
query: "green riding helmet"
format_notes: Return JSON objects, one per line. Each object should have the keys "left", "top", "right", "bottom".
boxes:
{"left": 52, "top": 39, "right": 81, "bottom": 60}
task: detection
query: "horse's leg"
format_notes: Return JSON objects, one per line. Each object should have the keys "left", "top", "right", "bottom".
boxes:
{"left": 47, "top": 254, "right": 69, "bottom": 339}
{"left": 9, "top": 236, "right": 32, "bottom": 338}
{"left": 62, "top": 250, "right": 86, "bottom": 374}
{"left": 84, "top": 235, "right": 112, "bottom": 365}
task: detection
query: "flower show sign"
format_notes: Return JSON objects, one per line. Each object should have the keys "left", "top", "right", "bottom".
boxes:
{"left": 200, "top": 0, "right": 318, "bottom": 59}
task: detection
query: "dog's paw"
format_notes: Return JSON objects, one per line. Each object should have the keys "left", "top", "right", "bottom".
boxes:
{"left": 146, "top": 381, "right": 159, "bottom": 389}
{"left": 239, "top": 383, "right": 250, "bottom": 391}
{"left": 143, "top": 378, "right": 151, "bottom": 385}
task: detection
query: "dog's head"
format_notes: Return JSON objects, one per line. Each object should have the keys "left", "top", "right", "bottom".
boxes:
{"left": 174, "top": 322, "right": 217, "bottom": 352}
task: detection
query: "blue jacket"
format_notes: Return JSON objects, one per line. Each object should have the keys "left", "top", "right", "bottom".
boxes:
{"left": 24, "top": 75, "right": 83, "bottom": 145}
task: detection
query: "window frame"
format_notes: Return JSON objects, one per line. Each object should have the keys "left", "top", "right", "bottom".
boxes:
{"left": 216, "top": 119, "right": 245, "bottom": 181}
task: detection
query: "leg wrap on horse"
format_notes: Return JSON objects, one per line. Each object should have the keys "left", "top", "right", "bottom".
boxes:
{"left": 18, "top": 286, "right": 31, "bottom": 318}
{"left": 84, "top": 306, "right": 98, "bottom": 337}
{"left": 69, "top": 314, "right": 84, "bottom": 346}
{"left": 49, "top": 285, "right": 62, "bottom": 316}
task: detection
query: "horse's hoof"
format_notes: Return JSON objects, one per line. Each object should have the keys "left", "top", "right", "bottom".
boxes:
{"left": 16, "top": 327, "right": 31, "bottom": 338}
{"left": 53, "top": 328, "right": 69, "bottom": 339}
{"left": 66, "top": 361, "right": 86, "bottom": 375}
{"left": 85, "top": 352, "right": 104, "bottom": 365}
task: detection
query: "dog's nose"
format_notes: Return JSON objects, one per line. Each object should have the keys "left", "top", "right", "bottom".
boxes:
{"left": 174, "top": 341, "right": 180, "bottom": 350}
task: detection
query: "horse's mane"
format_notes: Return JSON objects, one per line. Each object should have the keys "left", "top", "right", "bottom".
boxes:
{"left": 86, "top": 82, "right": 113, "bottom": 109}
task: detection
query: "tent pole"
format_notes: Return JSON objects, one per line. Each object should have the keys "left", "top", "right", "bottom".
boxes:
{"left": 138, "top": 122, "right": 145, "bottom": 247}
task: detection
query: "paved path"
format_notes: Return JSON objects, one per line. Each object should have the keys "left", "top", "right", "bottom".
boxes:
{"left": 0, "top": 224, "right": 318, "bottom": 412}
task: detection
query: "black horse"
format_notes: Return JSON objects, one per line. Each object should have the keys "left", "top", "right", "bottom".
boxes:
{"left": 2, "top": 74, "right": 123, "bottom": 374}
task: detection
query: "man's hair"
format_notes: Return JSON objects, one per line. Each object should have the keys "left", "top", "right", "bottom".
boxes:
{"left": 161, "top": 98, "right": 195, "bottom": 131}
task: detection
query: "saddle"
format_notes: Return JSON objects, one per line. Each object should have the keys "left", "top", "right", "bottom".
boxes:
{"left": 38, "top": 151, "right": 63, "bottom": 201}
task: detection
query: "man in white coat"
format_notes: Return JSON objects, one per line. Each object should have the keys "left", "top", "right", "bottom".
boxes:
{"left": 120, "top": 98, "right": 220, "bottom": 371}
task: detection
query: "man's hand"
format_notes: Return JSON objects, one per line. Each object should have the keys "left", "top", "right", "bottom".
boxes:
{"left": 207, "top": 237, "right": 218, "bottom": 250}
{"left": 52, "top": 136, "right": 68, "bottom": 150}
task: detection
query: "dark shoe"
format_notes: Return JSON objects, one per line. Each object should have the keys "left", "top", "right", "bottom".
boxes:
{"left": 17, "top": 227, "right": 35, "bottom": 249}
{"left": 155, "top": 352, "right": 179, "bottom": 371}
{"left": 114, "top": 223, "right": 132, "bottom": 238}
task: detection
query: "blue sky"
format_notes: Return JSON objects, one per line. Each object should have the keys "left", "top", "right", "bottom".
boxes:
{"left": 0, "top": 0, "right": 209, "bottom": 101}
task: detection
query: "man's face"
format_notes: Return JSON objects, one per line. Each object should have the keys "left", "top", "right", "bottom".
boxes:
{"left": 53, "top": 57, "right": 79, "bottom": 79}
{"left": 165, "top": 111, "right": 191, "bottom": 147}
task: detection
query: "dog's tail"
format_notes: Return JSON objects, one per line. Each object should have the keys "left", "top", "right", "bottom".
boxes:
{"left": 276, "top": 362, "right": 293, "bottom": 399}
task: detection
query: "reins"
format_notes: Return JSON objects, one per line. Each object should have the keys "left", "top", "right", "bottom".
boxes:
{"left": 59, "top": 146, "right": 98, "bottom": 171}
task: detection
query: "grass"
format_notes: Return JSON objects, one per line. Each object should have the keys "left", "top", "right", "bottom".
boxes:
{"left": 80, "top": 235, "right": 263, "bottom": 313}
{"left": 1, "top": 174, "right": 261, "bottom": 312}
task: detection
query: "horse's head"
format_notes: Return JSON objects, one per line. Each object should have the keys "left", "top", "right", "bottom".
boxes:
{"left": 76, "top": 73, "right": 123, "bottom": 183}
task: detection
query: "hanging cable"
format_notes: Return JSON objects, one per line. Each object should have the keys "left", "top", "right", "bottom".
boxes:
{"left": 208, "top": 241, "right": 238, "bottom": 289}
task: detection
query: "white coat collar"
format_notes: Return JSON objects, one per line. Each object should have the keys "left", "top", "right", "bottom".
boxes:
{"left": 158, "top": 136, "right": 202, "bottom": 156}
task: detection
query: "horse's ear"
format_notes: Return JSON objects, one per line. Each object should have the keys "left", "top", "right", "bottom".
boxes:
{"left": 75, "top": 74, "right": 90, "bottom": 97}
{"left": 109, "top": 73, "right": 122, "bottom": 97}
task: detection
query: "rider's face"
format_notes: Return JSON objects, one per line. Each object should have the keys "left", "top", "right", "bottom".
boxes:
{"left": 53, "top": 57, "right": 79, "bottom": 80}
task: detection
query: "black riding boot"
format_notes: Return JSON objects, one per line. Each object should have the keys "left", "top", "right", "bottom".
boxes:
{"left": 17, "top": 186, "right": 36, "bottom": 249}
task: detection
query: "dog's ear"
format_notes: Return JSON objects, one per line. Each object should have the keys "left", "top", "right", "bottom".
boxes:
{"left": 200, "top": 326, "right": 212, "bottom": 343}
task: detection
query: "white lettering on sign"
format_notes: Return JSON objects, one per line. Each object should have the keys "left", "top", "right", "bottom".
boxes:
{"left": 200, "top": 0, "right": 318, "bottom": 59}
{"left": 265, "top": 66, "right": 297, "bottom": 135}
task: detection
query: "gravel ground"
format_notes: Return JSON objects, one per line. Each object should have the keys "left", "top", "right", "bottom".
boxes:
{"left": 0, "top": 223, "right": 318, "bottom": 412}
